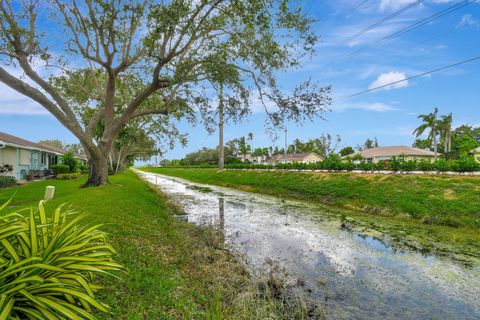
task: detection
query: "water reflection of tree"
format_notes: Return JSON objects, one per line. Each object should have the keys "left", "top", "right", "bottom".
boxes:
{"left": 218, "top": 197, "right": 225, "bottom": 232}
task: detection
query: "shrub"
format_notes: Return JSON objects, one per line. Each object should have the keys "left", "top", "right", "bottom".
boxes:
{"left": 374, "top": 161, "right": 388, "bottom": 171}
{"left": 166, "top": 156, "right": 480, "bottom": 173}
{"left": 417, "top": 160, "right": 434, "bottom": 172}
{"left": 0, "top": 176, "right": 16, "bottom": 188}
{"left": 388, "top": 157, "right": 402, "bottom": 172}
{"left": 61, "top": 151, "right": 78, "bottom": 173}
{"left": 0, "top": 200, "right": 123, "bottom": 319}
{"left": 434, "top": 159, "right": 450, "bottom": 172}
{"left": 322, "top": 155, "right": 343, "bottom": 171}
{"left": 79, "top": 164, "right": 90, "bottom": 174}
{"left": 341, "top": 161, "right": 356, "bottom": 171}
{"left": 50, "top": 164, "right": 70, "bottom": 174}
{"left": 0, "top": 164, "right": 14, "bottom": 175}
{"left": 401, "top": 160, "right": 417, "bottom": 172}
{"left": 359, "top": 162, "right": 374, "bottom": 172}
{"left": 455, "top": 155, "right": 479, "bottom": 172}
{"left": 56, "top": 172, "right": 82, "bottom": 180}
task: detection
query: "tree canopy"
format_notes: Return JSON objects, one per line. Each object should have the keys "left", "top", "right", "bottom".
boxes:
{"left": 0, "top": 0, "right": 330, "bottom": 186}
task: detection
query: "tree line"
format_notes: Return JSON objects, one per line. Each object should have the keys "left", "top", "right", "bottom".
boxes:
{"left": 161, "top": 133, "right": 381, "bottom": 166}
{"left": 163, "top": 108, "right": 479, "bottom": 167}
{"left": 413, "top": 108, "right": 479, "bottom": 160}
{"left": 0, "top": 0, "right": 329, "bottom": 187}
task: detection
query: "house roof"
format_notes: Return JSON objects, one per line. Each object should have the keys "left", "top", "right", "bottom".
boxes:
{"left": 0, "top": 131, "right": 87, "bottom": 160}
{"left": 274, "top": 152, "right": 323, "bottom": 161}
{"left": 344, "top": 146, "right": 437, "bottom": 159}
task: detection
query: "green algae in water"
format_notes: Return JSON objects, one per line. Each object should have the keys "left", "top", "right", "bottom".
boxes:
{"left": 187, "top": 185, "right": 214, "bottom": 193}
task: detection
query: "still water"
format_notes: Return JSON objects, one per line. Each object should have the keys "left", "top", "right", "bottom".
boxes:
{"left": 139, "top": 171, "right": 480, "bottom": 320}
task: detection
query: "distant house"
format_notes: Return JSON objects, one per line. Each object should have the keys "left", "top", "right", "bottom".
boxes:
{"left": 0, "top": 131, "right": 87, "bottom": 180}
{"left": 270, "top": 152, "right": 323, "bottom": 164}
{"left": 238, "top": 154, "right": 269, "bottom": 164}
{"left": 342, "top": 146, "right": 438, "bottom": 163}
{"left": 471, "top": 147, "right": 480, "bottom": 163}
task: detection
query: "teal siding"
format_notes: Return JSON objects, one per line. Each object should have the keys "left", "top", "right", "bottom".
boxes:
{"left": 32, "top": 151, "right": 49, "bottom": 170}
{"left": 30, "top": 151, "right": 40, "bottom": 170}
{"left": 13, "top": 150, "right": 56, "bottom": 179}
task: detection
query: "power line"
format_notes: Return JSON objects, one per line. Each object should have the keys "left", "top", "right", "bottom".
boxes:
{"left": 335, "top": 55, "right": 480, "bottom": 101}
{"left": 348, "top": 0, "right": 474, "bottom": 57}
{"left": 344, "top": 0, "right": 424, "bottom": 44}
{"left": 321, "top": 0, "right": 474, "bottom": 75}
{"left": 348, "top": 0, "right": 371, "bottom": 13}
{"left": 342, "top": 0, "right": 371, "bottom": 17}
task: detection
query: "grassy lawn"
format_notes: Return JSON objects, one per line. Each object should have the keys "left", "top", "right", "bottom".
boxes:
{"left": 0, "top": 171, "right": 308, "bottom": 319}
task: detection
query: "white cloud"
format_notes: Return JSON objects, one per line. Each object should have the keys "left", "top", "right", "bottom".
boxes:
{"left": 322, "top": 15, "right": 416, "bottom": 48}
{"left": 379, "top": 0, "right": 458, "bottom": 12}
{"left": 333, "top": 101, "right": 397, "bottom": 113}
{"left": 0, "top": 102, "right": 49, "bottom": 115}
{"left": 456, "top": 14, "right": 480, "bottom": 28}
{"left": 0, "top": 83, "right": 50, "bottom": 115}
{"left": 379, "top": 0, "right": 417, "bottom": 12}
{"left": 369, "top": 71, "right": 409, "bottom": 90}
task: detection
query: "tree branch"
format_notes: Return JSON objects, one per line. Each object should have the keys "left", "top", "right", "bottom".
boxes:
{"left": 129, "top": 108, "right": 169, "bottom": 119}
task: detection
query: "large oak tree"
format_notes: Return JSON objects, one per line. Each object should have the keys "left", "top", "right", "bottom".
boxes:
{"left": 0, "top": 0, "right": 330, "bottom": 186}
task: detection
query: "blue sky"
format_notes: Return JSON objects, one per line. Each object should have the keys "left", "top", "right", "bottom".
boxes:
{"left": 1, "top": 0, "right": 479, "bottom": 160}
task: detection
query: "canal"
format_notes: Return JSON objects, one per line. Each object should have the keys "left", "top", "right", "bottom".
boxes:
{"left": 139, "top": 171, "right": 480, "bottom": 320}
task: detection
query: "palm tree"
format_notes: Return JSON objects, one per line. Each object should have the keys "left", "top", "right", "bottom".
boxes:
{"left": 413, "top": 107, "right": 441, "bottom": 160}
{"left": 439, "top": 113, "right": 453, "bottom": 154}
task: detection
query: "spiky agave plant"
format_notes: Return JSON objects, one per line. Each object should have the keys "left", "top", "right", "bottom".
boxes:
{"left": 0, "top": 200, "right": 123, "bottom": 319}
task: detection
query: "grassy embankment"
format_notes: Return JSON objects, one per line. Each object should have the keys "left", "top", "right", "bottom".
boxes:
{"left": 141, "top": 167, "right": 480, "bottom": 261}
{"left": 0, "top": 171, "right": 318, "bottom": 320}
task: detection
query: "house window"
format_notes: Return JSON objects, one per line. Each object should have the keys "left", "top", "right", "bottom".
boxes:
{"left": 41, "top": 153, "right": 46, "bottom": 165}
{"left": 48, "top": 155, "right": 58, "bottom": 167}
{"left": 366, "top": 158, "right": 373, "bottom": 163}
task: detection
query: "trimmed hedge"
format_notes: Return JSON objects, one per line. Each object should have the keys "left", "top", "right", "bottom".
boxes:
{"left": 0, "top": 176, "right": 16, "bottom": 188}
{"left": 79, "top": 164, "right": 90, "bottom": 174}
{"left": 61, "top": 151, "right": 78, "bottom": 173}
{"left": 56, "top": 172, "right": 82, "bottom": 180}
{"left": 158, "top": 156, "right": 480, "bottom": 173}
{"left": 50, "top": 164, "right": 70, "bottom": 174}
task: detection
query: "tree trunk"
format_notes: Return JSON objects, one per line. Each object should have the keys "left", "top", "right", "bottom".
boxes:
{"left": 83, "top": 154, "right": 110, "bottom": 187}
{"left": 108, "top": 151, "right": 114, "bottom": 172}
{"left": 448, "top": 132, "right": 452, "bottom": 153}
{"left": 218, "top": 83, "right": 225, "bottom": 170}
{"left": 115, "top": 149, "right": 123, "bottom": 174}
{"left": 433, "top": 135, "right": 438, "bottom": 161}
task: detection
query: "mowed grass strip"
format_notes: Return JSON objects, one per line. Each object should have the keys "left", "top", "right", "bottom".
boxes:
{"left": 141, "top": 168, "right": 480, "bottom": 230}
{"left": 0, "top": 171, "right": 309, "bottom": 320}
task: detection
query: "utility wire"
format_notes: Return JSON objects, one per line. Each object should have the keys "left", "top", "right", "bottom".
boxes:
{"left": 347, "top": 0, "right": 371, "bottom": 14}
{"left": 335, "top": 55, "right": 480, "bottom": 101}
{"left": 344, "top": 0, "right": 424, "bottom": 44}
{"left": 317, "top": 0, "right": 474, "bottom": 82}
{"left": 348, "top": 0, "right": 474, "bottom": 57}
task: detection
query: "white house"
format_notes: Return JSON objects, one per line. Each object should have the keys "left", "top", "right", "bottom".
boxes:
{"left": 342, "top": 146, "right": 438, "bottom": 163}
{"left": 270, "top": 152, "right": 323, "bottom": 164}
{"left": 471, "top": 147, "right": 480, "bottom": 163}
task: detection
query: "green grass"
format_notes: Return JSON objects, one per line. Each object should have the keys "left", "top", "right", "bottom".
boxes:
{"left": 0, "top": 171, "right": 317, "bottom": 319}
